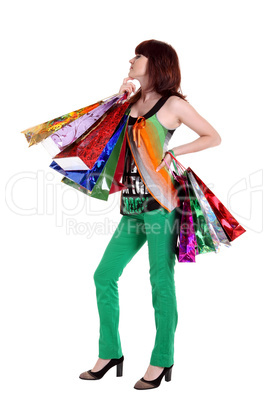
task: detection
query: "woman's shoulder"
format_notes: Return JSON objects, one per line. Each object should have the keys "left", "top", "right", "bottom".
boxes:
{"left": 164, "top": 95, "right": 192, "bottom": 119}
{"left": 156, "top": 96, "right": 186, "bottom": 130}
{"left": 165, "top": 95, "right": 188, "bottom": 108}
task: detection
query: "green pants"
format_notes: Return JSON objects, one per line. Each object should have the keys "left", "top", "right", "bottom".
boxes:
{"left": 93, "top": 206, "right": 180, "bottom": 367}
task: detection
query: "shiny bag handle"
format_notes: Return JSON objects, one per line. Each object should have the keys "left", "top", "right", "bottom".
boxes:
{"left": 162, "top": 150, "right": 186, "bottom": 177}
{"left": 162, "top": 151, "right": 188, "bottom": 195}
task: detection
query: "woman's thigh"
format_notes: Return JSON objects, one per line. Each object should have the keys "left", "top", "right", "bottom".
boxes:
{"left": 144, "top": 207, "right": 180, "bottom": 276}
{"left": 94, "top": 214, "right": 147, "bottom": 281}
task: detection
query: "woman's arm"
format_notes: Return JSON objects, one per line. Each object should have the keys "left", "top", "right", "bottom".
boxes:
{"left": 169, "top": 96, "right": 222, "bottom": 156}
{"left": 156, "top": 96, "right": 222, "bottom": 172}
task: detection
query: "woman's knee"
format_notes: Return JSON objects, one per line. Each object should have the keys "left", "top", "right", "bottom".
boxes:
{"left": 93, "top": 268, "right": 101, "bottom": 285}
{"left": 93, "top": 264, "right": 109, "bottom": 286}
{"left": 93, "top": 262, "right": 123, "bottom": 287}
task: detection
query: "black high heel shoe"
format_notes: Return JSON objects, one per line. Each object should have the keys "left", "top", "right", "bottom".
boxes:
{"left": 134, "top": 364, "right": 173, "bottom": 390}
{"left": 79, "top": 356, "right": 124, "bottom": 380}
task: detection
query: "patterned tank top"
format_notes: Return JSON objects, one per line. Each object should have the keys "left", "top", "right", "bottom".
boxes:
{"left": 120, "top": 96, "right": 176, "bottom": 215}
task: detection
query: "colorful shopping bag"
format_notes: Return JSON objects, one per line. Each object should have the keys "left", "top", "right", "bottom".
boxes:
{"left": 21, "top": 92, "right": 125, "bottom": 147}
{"left": 187, "top": 168, "right": 246, "bottom": 241}
{"left": 62, "top": 120, "right": 128, "bottom": 201}
{"left": 166, "top": 151, "right": 246, "bottom": 241}
{"left": 41, "top": 94, "right": 125, "bottom": 157}
{"left": 187, "top": 170, "right": 231, "bottom": 251}
{"left": 22, "top": 92, "right": 130, "bottom": 201}
{"left": 163, "top": 151, "right": 246, "bottom": 262}
{"left": 175, "top": 172, "right": 199, "bottom": 262}
{"left": 49, "top": 112, "right": 129, "bottom": 191}
{"left": 53, "top": 100, "right": 130, "bottom": 171}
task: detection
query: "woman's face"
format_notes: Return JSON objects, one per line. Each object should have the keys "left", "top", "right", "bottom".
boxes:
{"left": 128, "top": 54, "right": 148, "bottom": 80}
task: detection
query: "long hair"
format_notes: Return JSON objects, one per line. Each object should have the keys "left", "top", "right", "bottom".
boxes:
{"left": 128, "top": 39, "right": 188, "bottom": 104}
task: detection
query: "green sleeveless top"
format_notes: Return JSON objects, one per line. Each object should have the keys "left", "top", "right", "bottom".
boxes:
{"left": 120, "top": 96, "right": 176, "bottom": 215}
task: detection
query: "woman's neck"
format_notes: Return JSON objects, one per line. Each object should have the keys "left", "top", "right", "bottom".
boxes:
{"left": 139, "top": 89, "right": 161, "bottom": 103}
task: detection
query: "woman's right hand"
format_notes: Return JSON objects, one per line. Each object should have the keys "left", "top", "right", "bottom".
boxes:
{"left": 119, "top": 77, "right": 136, "bottom": 99}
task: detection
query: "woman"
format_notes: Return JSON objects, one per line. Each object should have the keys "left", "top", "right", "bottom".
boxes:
{"left": 79, "top": 39, "right": 221, "bottom": 390}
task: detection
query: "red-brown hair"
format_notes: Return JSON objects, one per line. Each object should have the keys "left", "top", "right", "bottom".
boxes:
{"left": 128, "top": 39, "right": 188, "bottom": 104}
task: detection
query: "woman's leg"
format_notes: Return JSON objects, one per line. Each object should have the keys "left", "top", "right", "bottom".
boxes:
{"left": 93, "top": 214, "right": 147, "bottom": 359}
{"left": 144, "top": 207, "right": 180, "bottom": 367}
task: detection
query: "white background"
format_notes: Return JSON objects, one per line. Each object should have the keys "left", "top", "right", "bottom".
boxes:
{"left": 1, "top": 0, "right": 267, "bottom": 401}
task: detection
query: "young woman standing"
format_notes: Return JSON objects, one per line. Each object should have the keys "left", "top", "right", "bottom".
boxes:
{"left": 79, "top": 39, "right": 221, "bottom": 390}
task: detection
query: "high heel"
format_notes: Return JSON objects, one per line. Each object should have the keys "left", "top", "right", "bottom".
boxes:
{"left": 79, "top": 356, "right": 124, "bottom": 380}
{"left": 116, "top": 361, "right": 123, "bottom": 377}
{"left": 165, "top": 366, "right": 172, "bottom": 382}
{"left": 134, "top": 364, "right": 173, "bottom": 390}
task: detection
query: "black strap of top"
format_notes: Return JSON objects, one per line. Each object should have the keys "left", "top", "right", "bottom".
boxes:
{"left": 128, "top": 96, "right": 169, "bottom": 125}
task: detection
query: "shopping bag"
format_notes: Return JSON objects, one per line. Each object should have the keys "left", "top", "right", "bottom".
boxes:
{"left": 42, "top": 94, "right": 125, "bottom": 157}
{"left": 166, "top": 151, "right": 246, "bottom": 242}
{"left": 22, "top": 92, "right": 130, "bottom": 201}
{"left": 163, "top": 151, "right": 246, "bottom": 262}
{"left": 21, "top": 92, "right": 125, "bottom": 148}
{"left": 62, "top": 119, "right": 128, "bottom": 201}
{"left": 187, "top": 170, "right": 231, "bottom": 251}
{"left": 50, "top": 112, "right": 129, "bottom": 194}
{"left": 184, "top": 170, "right": 216, "bottom": 254}
{"left": 187, "top": 168, "right": 246, "bottom": 241}
{"left": 53, "top": 100, "right": 130, "bottom": 171}
{"left": 167, "top": 165, "right": 215, "bottom": 261}
{"left": 174, "top": 171, "right": 198, "bottom": 262}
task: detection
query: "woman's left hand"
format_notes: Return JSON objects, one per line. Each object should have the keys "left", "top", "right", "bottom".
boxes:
{"left": 156, "top": 152, "right": 172, "bottom": 172}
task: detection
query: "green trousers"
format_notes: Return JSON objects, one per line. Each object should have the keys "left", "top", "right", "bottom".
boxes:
{"left": 93, "top": 206, "right": 181, "bottom": 367}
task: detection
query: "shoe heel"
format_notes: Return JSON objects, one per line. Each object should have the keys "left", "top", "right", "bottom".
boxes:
{"left": 165, "top": 367, "right": 172, "bottom": 382}
{"left": 116, "top": 361, "right": 123, "bottom": 377}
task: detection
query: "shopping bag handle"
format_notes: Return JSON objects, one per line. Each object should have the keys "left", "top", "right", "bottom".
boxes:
{"left": 166, "top": 150, "right": 186, "bottom": 172}
{"left": 162, "top": 155, "right": 186, "bottom": 189}
{"left": 162, "top": 152, "right": 188, "bottom": 197}
{"left": 162, "top": 150, "right": 186, "bottom": 177}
